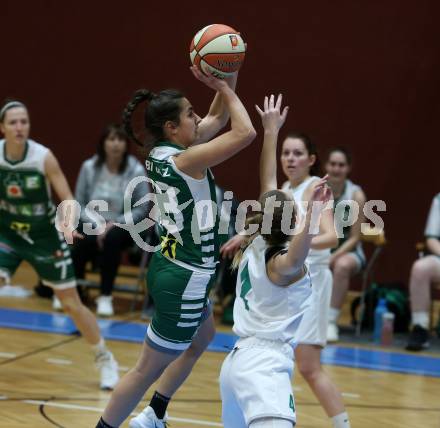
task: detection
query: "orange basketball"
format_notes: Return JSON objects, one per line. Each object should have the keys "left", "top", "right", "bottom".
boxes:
{"left": 189, "top": 24, "right": 246, "bottom": 79}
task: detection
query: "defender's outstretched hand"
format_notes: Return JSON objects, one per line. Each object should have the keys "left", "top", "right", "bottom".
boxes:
{"left": 255, "top": 94, "right": 289, "bottom": 134}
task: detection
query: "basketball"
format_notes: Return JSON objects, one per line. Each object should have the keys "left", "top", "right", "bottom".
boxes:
{"left": 189, "top": 24, "right": 246, "bottom": 79}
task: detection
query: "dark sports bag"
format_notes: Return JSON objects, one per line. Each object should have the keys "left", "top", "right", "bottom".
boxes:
{"left": 350, "top": 282, "right": 411, "bottom": 333}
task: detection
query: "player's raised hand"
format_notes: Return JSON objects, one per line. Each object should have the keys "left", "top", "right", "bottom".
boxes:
{"left": 255, "top": 94, "right": 289, "bottom": 134}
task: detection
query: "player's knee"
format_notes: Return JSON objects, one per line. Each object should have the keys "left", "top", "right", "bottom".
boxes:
{"left": 133, "top": 359, "right": 166, "bottom": 384}
{"left": 333, "top": 258, "right": 353, "bottom": 277}
{"left": 297, "top": 359, "right": 320, "bottom": 381}
{"left": 59, "top": 296, "right": 83, "bottom": 315}
{"left": 411, "top": 258, "right": 430, "bottom": 280}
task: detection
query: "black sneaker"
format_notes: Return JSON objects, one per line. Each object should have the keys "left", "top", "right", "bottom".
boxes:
{"left": 405, "top": 325, "right": 430, "bottom": 351}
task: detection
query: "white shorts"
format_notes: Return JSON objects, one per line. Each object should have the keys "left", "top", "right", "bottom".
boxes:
{"left": 220, "top": 337, "right": 296, "bottom": 428}
{"left": 295, "top": 267, "right": 332, "bottom": 347}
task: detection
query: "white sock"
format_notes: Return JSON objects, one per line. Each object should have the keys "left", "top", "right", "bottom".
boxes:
{"left": 412, "top": 311, "right": 429, "bottom": 329}
{"left": 332, "top": 412, "right": 350, "bottom": 428}
{"left": 91, "top": 338, "right": 109, "bottom": 356}
{"left": 329, "top": 307, "right": 341, "bottom": 324}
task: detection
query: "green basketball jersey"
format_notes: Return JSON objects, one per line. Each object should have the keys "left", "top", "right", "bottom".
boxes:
{"left": 147, "top": 141, "right": 219, "bottom": 272}
{"left": 0, "top": 139, "right": 56, "bottom": 240}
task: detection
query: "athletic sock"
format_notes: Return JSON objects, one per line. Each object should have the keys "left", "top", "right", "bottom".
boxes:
{"left": 92, "top": 338, "right": 109, "bottom": 357}
{"left": 329, "top": 307, "right": 340, "bottom": 324}
{"left": 412, "top": 311, "right": 429, "bottom": 329}
{"left": 149, "top": 390, "right": 171, "bottom": 419}
{"left": 331, "top": 411, "right": 350, "bottom": 428}
{"left": 96, "top": 417, "right": 116, "bottom": 428}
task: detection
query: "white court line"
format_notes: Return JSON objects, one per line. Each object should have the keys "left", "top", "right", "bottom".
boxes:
{"left": 0, "top": 352, "right": 17, "bottom": 358}
{"left": 0, "top": 395, "right": 7, "bottom": 400}
{"left": 46, "top": 358, "right": 73, "bottom": 365}
{"left": 22, "top": 400, "right": 223, "bottom": 427}
{"left": 342, "top": 392, "right": 360, "bottom": 399}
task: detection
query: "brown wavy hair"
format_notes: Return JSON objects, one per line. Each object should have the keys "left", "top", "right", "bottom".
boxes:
{"left": 232, "top": 190, "right": 297, "bottom": 269}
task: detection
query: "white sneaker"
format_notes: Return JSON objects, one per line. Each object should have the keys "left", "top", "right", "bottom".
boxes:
{"left": 327, "top": 322, "right": 339, "bottom": 342}
{"left": 96, "top": 351, "right": 119, "bottom": 390}
{"left": 96, "top": 295, "right": 114, "bottom": 317}
{"left": 52, "top": 296, "right": 63, "bottom": 311}
{"left": 129, "top": 406, "right": 168, "bottom": 428}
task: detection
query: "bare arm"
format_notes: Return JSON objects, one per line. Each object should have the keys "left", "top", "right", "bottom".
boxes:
{"left": 45, "top": 151, "right": 82, "bottom": 242}
{"left": 310, "top": 207, "right": 338, "bottom": 250}
{"left": 45, "top": 151, "right": 74, "bottom": 201}
{"left": 302, "top": 180, "right": 338, "bottom": 250}
{"left": 193, "top": 73, "right": 238, "bottom": 145}
{"left": 331, "top": 189, "right": 366, "bottom": 259}
{"left": 256, "top": 94, "right": 289, "bottom": 196}
{"left": 426, "top": 238, "right": 440, "bottom": 256}
{"left": 268, "top": 177, "right": 331, "bottom": 284}
{"left": 173, "top": 67, "right": 256, "bottom": 177}
{"left": 220, "top": 95, "right": 288, "bottom": 260}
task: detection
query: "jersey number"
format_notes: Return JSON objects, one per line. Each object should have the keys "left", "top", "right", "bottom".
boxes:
{"left": 239, "top": 262, "right": 252, "bottom": 311}
{"left": 289, "top": 394, "right": 295, "bottom": 412}
{"left": 55, "top": 259, "right": 71, "bottom": 280}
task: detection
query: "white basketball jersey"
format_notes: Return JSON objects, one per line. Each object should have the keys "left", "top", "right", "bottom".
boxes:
{"left": 333, "top": 179, "right": 364, "bottom": 249}
{"left": 337, "top": 179, "right": 361, "bottom": 201}
{"left": 0, "top": 139, "right": 49, "bottom": 175}
{"left": 233, "top": 235, "right": 312, "bottom": 346}
{"left": 425, "top": 193, "right": 440, "bottom": 239}
{"left": 282, "top": 176, "right": 331, "bottom": 267}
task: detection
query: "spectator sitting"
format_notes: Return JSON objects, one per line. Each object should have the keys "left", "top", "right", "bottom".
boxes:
{"left": 406, "top": 193, "right": 440, "bottom": 351}
{"left": 69, "top": 123, "right": 148, "bottom": 316}
{"left": 326, "top": 147, "right": 367, "bottom": 342}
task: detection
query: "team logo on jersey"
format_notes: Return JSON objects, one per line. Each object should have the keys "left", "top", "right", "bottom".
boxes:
{"left": 160, "top": 234, "right": 177, "bottom": 259}
{"left": 25, "top": 175, "right": 40, "bottom": 189}
{"left": 3, "top": 173, "right": 25, "bottom": 198}
{"left": 229, "top": 35, "right": 239, "bottom": 49}
{"left": 6, "top": 184, "right": 23, "bottom": 198}
{"left": 10, "top": 221, "right": 31, "bottom": 233}
{"left": 19, "top": 204, "right": 33, "bottom": 216}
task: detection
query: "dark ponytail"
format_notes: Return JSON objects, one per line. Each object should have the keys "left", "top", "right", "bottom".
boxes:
{"left": 122, "top": 88, "right": 184, "bottom": 155}
{"left": 122, "top": 89, "right": 154, "bottom": 147}
{"left": 287, "top": 132, "right": 321, "bottom": 176}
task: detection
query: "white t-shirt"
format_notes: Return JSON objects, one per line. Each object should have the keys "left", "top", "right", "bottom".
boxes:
{"left": 90, "top": 165, "right": 125, "bottom": 221}
{"left": 425, "top": 193, "right": 440, "bottom": 239}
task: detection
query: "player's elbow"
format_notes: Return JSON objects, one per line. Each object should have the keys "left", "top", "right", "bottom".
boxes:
{"left": 235, "top": 126, "right": 256, "bottom": 147}
{"left": 329, "top": 231, "right": 338, "bottom": 249}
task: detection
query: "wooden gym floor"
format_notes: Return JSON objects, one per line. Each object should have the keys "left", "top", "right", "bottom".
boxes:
{"left": 0, "top": 263, "right": 439, "bottom": 428}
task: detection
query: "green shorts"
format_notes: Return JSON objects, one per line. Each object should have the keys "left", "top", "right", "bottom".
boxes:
{"left": 146, "top": 252, "right": 215, "bottom": 354}
{"left": 0, "top": 229, "right": 76, "bottom": 289}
